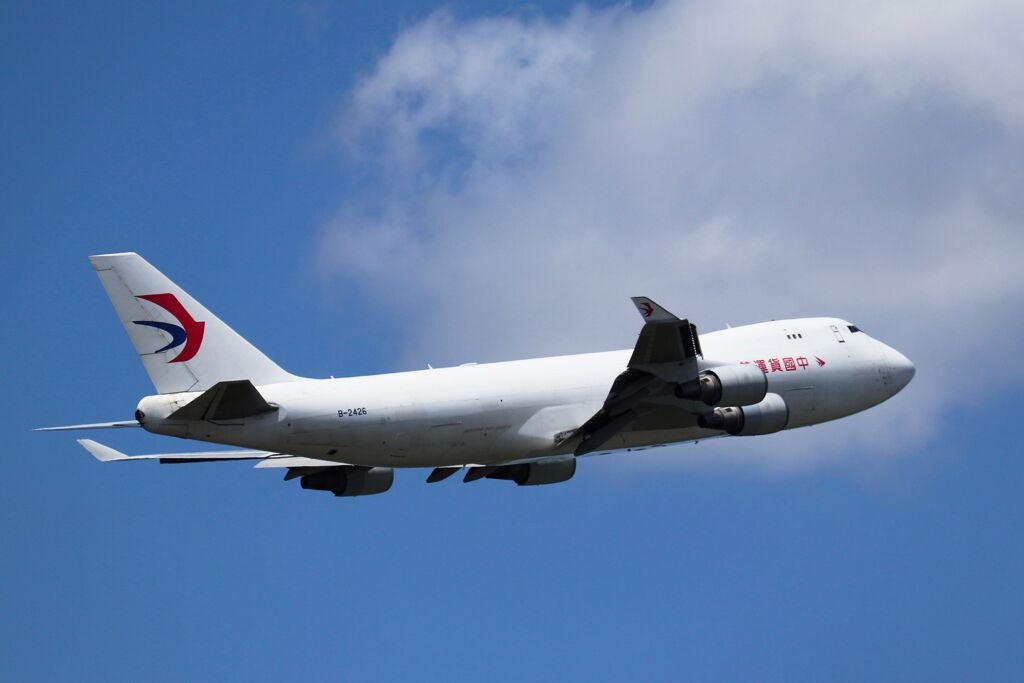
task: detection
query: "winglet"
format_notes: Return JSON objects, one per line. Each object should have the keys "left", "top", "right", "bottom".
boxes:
{"left": 77, "top": 438, "right": 129, "bottom": 462}
{"left": 631, "top": 297, "right": 679, "bottom": 323}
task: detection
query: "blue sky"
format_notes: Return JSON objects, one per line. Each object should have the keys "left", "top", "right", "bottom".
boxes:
{"left": 3, "top": 1, "right": 1023, "bottom": 680}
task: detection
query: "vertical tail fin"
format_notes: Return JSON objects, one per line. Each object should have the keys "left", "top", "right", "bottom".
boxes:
{"left": 90, "top": 252, "right": 296, "bottom": 394}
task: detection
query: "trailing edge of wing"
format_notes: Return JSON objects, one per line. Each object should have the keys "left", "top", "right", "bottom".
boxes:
{"left": 252, "top": 456, "right": 349, "bottom": 469}
{"left": 77, "top": 438, "right": 275, "bottom": 463}
{"left": 34, "top": 421, "right": 140, "bottom": 432}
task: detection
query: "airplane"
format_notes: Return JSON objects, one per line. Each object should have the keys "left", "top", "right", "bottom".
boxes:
{"left": 37, "top": 253, "right": 915, "bottom": 497}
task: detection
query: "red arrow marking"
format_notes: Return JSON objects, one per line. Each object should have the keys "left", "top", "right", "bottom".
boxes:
{"left": 136, "top": 293, "right": 205, "bottom": 363}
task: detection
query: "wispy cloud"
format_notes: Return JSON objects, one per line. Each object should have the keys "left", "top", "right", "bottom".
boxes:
{"left": 319, "top": 1, "right": 1024, "bottom": 471}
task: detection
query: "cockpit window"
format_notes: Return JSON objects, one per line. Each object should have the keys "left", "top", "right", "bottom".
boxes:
{"left": 848, "top": 325, "right": 862, "bottom": 333}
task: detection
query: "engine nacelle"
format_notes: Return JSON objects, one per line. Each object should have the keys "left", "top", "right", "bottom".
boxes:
{"left": 516, "top": 458, "right": 577, "bottom": 486}
{"left": 300, "top": 466, "right": 394, "bottom": 497}
{"left": 485, "top": 458, "right": 577, "bottom": 486}
{"left": 675, "top": 364, "right": 768, "bottom": 407}
{"left": 697, "top": 392, "right": 789, "bottom": 436}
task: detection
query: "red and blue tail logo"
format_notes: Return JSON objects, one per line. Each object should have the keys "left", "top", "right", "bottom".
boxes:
{"left": 132, "top": 293, "right": 205, "bottom": 363}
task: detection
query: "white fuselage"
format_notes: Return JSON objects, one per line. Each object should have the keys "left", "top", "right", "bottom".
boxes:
{"left": 137, "top": 317, "right": 914, "bottom": 467}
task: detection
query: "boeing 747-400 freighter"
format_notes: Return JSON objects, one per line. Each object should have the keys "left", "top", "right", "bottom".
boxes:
{"left": 38, "top": 253, "right": 914, "bottom": 497}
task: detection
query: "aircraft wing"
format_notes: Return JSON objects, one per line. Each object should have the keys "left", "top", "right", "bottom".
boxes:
{"left": 77, "top": 438, "right": 365, "bottom": 492}
{"left": 569, "top": 297, "right": 705, "bottom": 456}
{"left": 627, "top": 296, "right": 702, "bottom": 380}
{"left": 76, "top": 438, "right": 344, "bottom": 469}
{"left": 78, "top": 438, "right": 278, "bottom": 463}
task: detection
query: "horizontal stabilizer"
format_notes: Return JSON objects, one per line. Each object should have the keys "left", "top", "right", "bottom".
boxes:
{"left": 77, "top": 438, "right": 276, "bottom": 463}
{"left": 34, "top": 421, "right": 140, "bottom": 432}
{"left": 169, "top": 380, "right": 277, "bottom": 422}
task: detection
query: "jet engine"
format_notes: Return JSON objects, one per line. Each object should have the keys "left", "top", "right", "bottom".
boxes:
{"left": 485, "top": 458, "right": 577, "bottom": 486}
{"left": 675, "top": 364, "right": 768, "bottom": 407}
{"left": 300, "top": 466, "right": 394, "bottom": 497}
{"left": 697, "top": 392, "right": 789, "bottom": 436}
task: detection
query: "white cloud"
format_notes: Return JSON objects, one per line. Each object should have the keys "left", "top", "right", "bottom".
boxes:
{"left": 319, "top": 1, "right": 1024, "bottom": 472}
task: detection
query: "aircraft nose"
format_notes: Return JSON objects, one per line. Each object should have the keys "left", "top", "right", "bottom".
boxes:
{"left": 886, "top": 347, "right": 915, "bottom": 393}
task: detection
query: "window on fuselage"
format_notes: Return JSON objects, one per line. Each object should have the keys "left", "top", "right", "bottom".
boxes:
{"left": 848, "top": 325, "right": 862, "bottom": 333}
